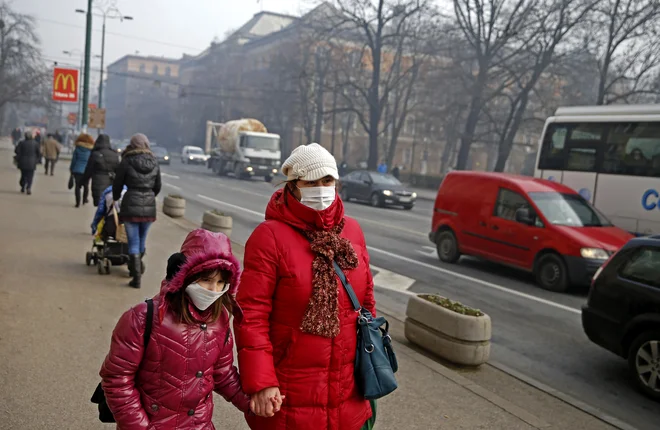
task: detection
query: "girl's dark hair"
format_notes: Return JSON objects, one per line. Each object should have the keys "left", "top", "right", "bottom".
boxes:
{"left": 167, "top": 268, "right": 233, "bottom": 325}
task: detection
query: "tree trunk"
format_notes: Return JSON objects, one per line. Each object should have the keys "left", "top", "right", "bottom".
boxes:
{"left": 455, "top": 72, "right": 488, "bottom": 170}
{"left": 494, "top": 90, "right": 531, "bottom": 172}
{"left": 313, "top": 73, "right": 325, "bottom": 143}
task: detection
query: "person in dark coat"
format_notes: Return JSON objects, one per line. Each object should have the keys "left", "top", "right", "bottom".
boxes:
{"left": 391, "top": 165, "right": 400, "bottom": 179}
{"left": 83, "top": 134, "right": 120, "bottom": 206}
{"left": 14, "top": 132, "right": 41, "bottom": 195}
{"left": 112, "top": 133, "right": 161, "bottom": 288}
{"left": 11, "top": 128, "right": 22, "bottom": 146}
{"left": 69, "top": 133, "right": 95, "bottom": 207}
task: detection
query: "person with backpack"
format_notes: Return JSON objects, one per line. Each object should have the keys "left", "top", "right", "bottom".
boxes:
{"left": 70, "top": 133, "right": 95, "bottom": 207}
{"left": 83, "top": 134, "right": 120, "bottom": 206}
{"left": 98, "top": 229, "right": 256, "bottom": 429}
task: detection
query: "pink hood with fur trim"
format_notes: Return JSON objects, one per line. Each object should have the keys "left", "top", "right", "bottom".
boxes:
{"left": 158, "top": 229, "right": 242, "bottom": 322}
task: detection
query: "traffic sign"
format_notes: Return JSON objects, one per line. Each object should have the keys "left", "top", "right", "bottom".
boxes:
{"left": 88, "top": 108, "right": 106, "bottom": 129}
{"left": 52, "top": 68, "right": 79, "bottom": 102}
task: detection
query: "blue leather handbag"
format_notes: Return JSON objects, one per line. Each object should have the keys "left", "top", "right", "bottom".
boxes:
{"left": 333, "top": 261, "right": 398, "bottom": 400}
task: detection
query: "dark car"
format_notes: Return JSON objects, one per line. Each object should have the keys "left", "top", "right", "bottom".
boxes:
{"left": 339, "top": 170, "right": 417, "bottom": 209}
{"left": 152, "top": 146, "right": 170, "bottom": 165}
{"left": 582, "top": 235, "right": 660, "bottom": 400}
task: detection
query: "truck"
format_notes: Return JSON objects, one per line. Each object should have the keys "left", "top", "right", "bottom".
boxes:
{"left": 205, "top": 119, "right": 281, "bottom": 182}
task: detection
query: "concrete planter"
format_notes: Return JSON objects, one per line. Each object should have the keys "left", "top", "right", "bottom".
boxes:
{"left": 201, "top": 210, "right": 232, "bottom": 237}
{"left": 163, "top": 195, "right": 186, "bottom": 218}
{"left": 404, "top": 294, "right": 491, "bottom": 366}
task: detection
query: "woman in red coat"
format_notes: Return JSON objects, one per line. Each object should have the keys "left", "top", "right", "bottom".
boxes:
{"left": 235, "top": 143, "right": 376, "bottom": 430}
{"left": 100, "top": 229, "right": 250, "bottom": 429}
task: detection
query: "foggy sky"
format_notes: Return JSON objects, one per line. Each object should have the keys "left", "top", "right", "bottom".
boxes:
{"left": 16, "top": 0, "right": 306, "bottom": 70}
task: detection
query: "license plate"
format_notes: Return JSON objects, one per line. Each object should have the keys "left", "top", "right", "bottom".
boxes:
{"left": 400, "top": 197, "right": 411, "bottom": 203}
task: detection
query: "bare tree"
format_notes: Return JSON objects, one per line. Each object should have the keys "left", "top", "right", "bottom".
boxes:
{"left": 490, "top": 0, "right": 600, "bottom": 171}
{"left": 330, "top": 0, "right": 429, "bottom": 169}
{"left": 591, "top": 0, "right": 660, "bottom": 104}
{"left": 0, "top": 3, "right": 47, "bottom": 123}
{"left": 451, "top": 0, "right": 538, "bottom": 170}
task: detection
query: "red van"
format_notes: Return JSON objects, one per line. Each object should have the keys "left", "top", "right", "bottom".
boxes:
{"left": 429, "top": 172, "right": 634, "bottom": 292}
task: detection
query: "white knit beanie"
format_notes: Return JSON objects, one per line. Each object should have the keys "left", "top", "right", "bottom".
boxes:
{"left": 281, "top": 143, "right": 339, "bottom": 181}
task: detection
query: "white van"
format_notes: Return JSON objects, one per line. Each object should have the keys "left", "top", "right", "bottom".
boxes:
{"left": 181, "top": 146, "right": 209, "bottom": 165}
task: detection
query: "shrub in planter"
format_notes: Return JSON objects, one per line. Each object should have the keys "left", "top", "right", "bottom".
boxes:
{"left": 163, "top": 194, "right": 186, "bottom": 218}
{"left": 404, "top": 294, "right": 491, "bottom": 366}
{"left": 202, "top": 209, "right": 232, "bottom": 236}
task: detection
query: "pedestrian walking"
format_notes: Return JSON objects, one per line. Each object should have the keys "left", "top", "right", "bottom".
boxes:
{"left": 377, "top": 160, "right": 387, "bottom": 174}
{"left": 14, "top": 131, "right": 41, "bottom": 195}
{"left": 112, "top": 133, "right": 161, "bottom": 288}
{"left": 235, "top": 143, "right": 377, "bottom": 430}
{"left": 82, "top": 134, "right": 120, "bottom": 206}
{"left": 42, "top": 134, "right": 63, "bottom": 176}
{"left": 11, "top": 128, "right": 22, "bottom": 146}
{"left": 99, "top": 229, "right": 252, "bottom": 429}
{"left": 70, "top": 133, "right": 95, "bottom": 207}
{"left": 391, "top": 165, "right": 400, "bottom": 179}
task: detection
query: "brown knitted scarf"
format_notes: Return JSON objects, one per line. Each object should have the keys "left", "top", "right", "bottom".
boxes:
{"left": 300, "top": 218, "right": 359, "bottom": 338}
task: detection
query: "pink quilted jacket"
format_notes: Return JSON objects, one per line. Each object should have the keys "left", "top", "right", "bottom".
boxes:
{"left": 100, "top": 230, "right": 250, "bottom": 429}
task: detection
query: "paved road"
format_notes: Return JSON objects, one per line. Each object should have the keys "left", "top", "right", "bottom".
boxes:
{"left": 159, "top": 159, "right": 657, "bottom": 430}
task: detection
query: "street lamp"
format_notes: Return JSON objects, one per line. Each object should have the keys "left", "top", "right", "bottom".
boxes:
{"left": 76, "top": 7, "right": 133, "bottom": 114}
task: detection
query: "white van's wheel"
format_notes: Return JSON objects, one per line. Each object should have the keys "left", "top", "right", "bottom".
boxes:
{"left": 535, "top": 253, "right": 569, "bottom": 292}
{"left": 436, "top": 230, "right": 460, "bottom": 263}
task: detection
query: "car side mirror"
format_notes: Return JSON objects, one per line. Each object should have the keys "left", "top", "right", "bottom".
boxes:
{"left": 515, "top": 207, "right": 535, "bottom": 225}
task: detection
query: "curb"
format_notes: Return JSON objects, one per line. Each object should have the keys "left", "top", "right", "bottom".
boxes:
{"left": 381, "top": 304, "right": 638, "bottom": 430}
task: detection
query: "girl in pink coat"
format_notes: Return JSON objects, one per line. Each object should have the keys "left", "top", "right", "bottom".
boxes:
{"left": 100, "top": 229, "right": 252, "bottom": 429}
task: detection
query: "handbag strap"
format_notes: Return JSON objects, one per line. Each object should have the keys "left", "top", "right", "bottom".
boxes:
{"left": 144, "top": 298, "right": 153, "bottom": 349}
{"left": 332, "top": 261, "right": 361, "bottom": 312}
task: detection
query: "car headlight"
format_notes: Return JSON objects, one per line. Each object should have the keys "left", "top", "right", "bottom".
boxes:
{"left": 164, "top": 156, "right": 169, "bottom": 160}
{"left": 246, "top": 166, "right": 254, "bottom": 172}
{"left": 189, "top": 156, "right": 193, "bottom": 160}
{"left": 382, "top": 190, "right": 393, "bottom": 196}
{"left": 412, "top": 192, "right": 417, "bottom": 198}
{"left": 272, "top": 168, "right": 278, "bottom": 174}
{"left": 580, "top": 248, "right": 609, "bottom": 260}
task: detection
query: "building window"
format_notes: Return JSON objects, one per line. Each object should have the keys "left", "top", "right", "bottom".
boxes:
{"left": 139, "top": 64, "right": 145, "bottom": 73}
{"left": 153, "top": 65, "right": 159, "bottom": 74}
{"left": 165, "top": 66, "right": 171, "bottom": 76}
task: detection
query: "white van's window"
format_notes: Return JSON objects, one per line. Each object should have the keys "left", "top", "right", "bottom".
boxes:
{"left": 494, "top": 189, "right": 530, "bottom": 221}
{"left": 187, "top": 147, "right": 203, "bottom": 154}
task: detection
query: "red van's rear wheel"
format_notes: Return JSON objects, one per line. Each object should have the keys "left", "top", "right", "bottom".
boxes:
{"left": 535, "top": 253, "right": 569, "bottom": 292}
{"left": 436, "top": 230, "right": 460, "bottom": 263}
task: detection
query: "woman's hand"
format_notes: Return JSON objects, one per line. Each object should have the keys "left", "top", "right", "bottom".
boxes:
{"left": 250, "top": 387, "right": 285, "bottom": 417}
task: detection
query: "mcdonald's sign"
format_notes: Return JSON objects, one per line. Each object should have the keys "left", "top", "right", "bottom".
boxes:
{"left": 52, "top": 68, "right": 79, "bottom": 102}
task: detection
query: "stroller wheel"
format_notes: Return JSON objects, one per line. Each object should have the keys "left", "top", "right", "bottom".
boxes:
{"left": 104, "top": 259, "right": 111, "bottom": 275}
{"left": 97, "top": 261, "right": 104, "bottom": 275}
{"left": 86, "top": 252, "right": 93, "bottom": 266}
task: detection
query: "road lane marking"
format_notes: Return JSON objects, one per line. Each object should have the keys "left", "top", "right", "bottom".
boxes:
{"left": 371, "top": 265, "right": 416, "bottom": 292}
{"left": 197, "top": 194, "right": 264, "bottom": 218}
{"left": 367, "top": 246, "right": 582, "bottom": 315}
{"left": 164, "top": 183, "right": 181, "bottom": 191}
{"left": 161, "top": 172, "right": 180, "bottom": 179}
{"left": 416, "top": 246, "right": 436, "bottom": 257}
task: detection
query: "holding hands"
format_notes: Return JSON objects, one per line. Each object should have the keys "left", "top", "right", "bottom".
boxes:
{"left": 250, "top": 387, "right": 285, "bottom": 417}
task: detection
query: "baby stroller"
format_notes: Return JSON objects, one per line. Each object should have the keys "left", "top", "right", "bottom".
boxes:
{"left": 85, "top": 185, "right": 144, "bottom": 275}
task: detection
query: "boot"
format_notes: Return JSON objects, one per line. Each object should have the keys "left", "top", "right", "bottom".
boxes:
{"left": 140, "top": 251, "right": 146, "bottom": 274}
{"left": 129, "top": 254, "right": 141, "bottom": 288}
{"left": 127, "top": 255, "right": 136, "bottom": 277}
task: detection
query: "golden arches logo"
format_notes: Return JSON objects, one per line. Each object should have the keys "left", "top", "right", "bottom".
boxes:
{"left": 54, "top": 73, "right": 76, "bottom": 91}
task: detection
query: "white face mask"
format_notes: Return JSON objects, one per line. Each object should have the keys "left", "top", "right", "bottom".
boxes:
{"left": 185, "top": 282, "right": 229, "bottom": 311}
{"left": 299, "top": 186, "right": 336, "bottom": 210}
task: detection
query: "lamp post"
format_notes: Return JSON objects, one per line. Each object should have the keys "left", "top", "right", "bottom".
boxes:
{"left": 76, "top": 6, "right": 132, "bottom": 130}
{"left": 62, "top": 50, "right": 100, "bottom": 131}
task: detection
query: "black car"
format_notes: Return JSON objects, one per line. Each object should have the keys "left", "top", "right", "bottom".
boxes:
{"left": 582, "top": 235, "right": 660, "bottom": 400}
{"left": 152, "top": 146, "right": 170, "bottom": 165}
{"left": 339, "top": 170, "right": 417, "bottom": 209}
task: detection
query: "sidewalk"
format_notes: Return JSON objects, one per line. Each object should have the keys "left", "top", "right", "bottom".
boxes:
{"left": 0, "top": 142, "right": 617, "bottom": 429}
